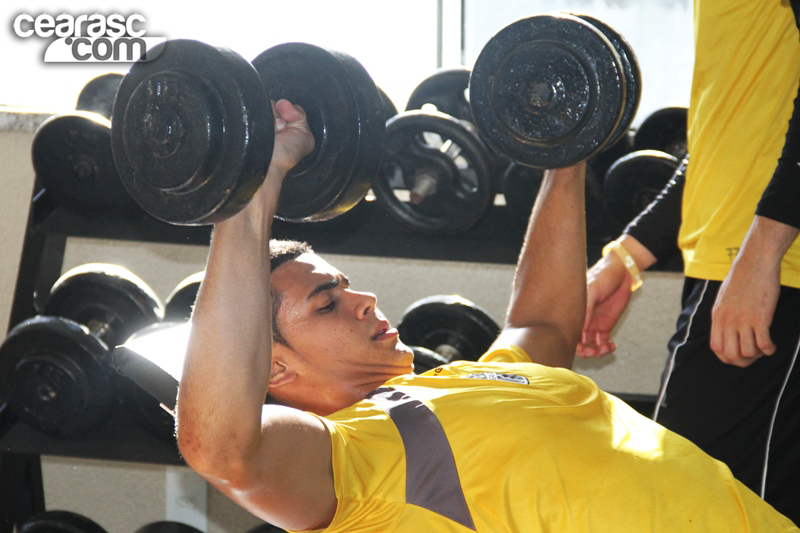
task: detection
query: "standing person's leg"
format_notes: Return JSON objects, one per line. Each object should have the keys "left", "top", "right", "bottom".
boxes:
{"left": 655, "top": 278, "right": 800, "bottom": 523}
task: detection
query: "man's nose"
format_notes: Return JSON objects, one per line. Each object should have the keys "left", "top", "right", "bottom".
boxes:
{"left": 353, "top": 290, "right": 378, "bottom": 319}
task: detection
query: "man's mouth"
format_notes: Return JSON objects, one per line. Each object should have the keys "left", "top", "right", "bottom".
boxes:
{"left": 372, "top": 321, "right": 397, "bottom": 341}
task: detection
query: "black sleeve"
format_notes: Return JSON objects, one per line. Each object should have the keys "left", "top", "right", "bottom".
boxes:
{"left": 755, "top": 0, "right": 800, "bottom": 229}
{"left": 623, "top": 157, "right": 686, "bottom": 262}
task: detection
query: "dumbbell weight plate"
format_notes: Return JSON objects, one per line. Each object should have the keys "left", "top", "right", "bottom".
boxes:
{"left": 470, "top": 13, "right": 625, "bottom": 169}
{"left": 568, "top": 13, "right": 641, "bottom": 149}
{"left": 406, "top": 67, "right": 511, "bottom": 190}
{"left": 76, "top": 72, "right": 124, "bottom": 120}
{"left": 252, "top": 43, "right": 385, "bottom": 222}
{"left": 603, "top": 149, "right": 680, "bottom": 226}
{"left": 374, "top": 110, "right": 494, "bottom": 235}
{"left": 164, "top": 271, "right": 204, "bottom": 322}
{"left": 397, "top": 295, "right": 500, "bottom": 362}
{"left": 0, "top": 316, "right": 115, "bottom": 437}
{"left": 405, "top": 68, "right": 473, "bottom": 122}
{"left": 19, "top": 510, "right": 109, "bottom": 533}
{"left": 112, "top": 39, "right": 275, "bottom": 225}
{"left": 633, "top": 106, "right": 688, "bottom": 159}
{"left": 32, "top": 112, "right": 136, "bottom": 213}
{"left": 44, "top": 263, "right": 164, "bottom": 348}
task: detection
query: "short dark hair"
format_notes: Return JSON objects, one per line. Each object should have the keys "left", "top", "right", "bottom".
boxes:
{"left": 269, "top": 239, "right": 312, "bottom": 345}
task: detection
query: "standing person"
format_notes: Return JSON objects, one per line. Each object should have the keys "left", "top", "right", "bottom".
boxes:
{"left": 578, "top": 0, "right": 800, "bottom": 522}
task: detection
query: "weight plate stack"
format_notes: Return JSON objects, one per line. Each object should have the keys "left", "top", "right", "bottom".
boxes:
{"left": 0, "top": 316, "right": 115, "bottom": 437}
{"left": 470, "top": 13, "right": 634, "bottom": 169}
{"left": 567, "top": 12, "right": 641, "bottom": 149}
{"left": 0, "top": 264, "right": 164, "bottom": 437}
{"left": 252, "top": 42, "right": 385, "bottom": 222}
{"left": 374, "top": 110, "right": 494, "bottom": 235}
{"left": 112, "top": 39, "right": 275, "bottom": 225}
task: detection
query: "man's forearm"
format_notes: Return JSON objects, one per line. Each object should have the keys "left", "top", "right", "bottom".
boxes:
{"left": 736, "top": 215, "right": 800, "bottom": 274}
{"left": 502, "top": 163, "right": 587, "bottom": 364}
{"left": 177, "top": 172, "right": 281, "bottom": 478}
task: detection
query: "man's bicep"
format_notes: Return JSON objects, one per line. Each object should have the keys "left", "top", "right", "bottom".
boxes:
{"left": 489, "top": 325, "right": 575, "bottom": 369}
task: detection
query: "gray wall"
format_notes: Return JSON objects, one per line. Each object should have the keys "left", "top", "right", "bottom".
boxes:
{"left": 1, "top": 101, "right": 682, "bottom": 531}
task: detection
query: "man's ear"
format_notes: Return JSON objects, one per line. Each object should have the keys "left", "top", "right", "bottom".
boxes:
{"left": 269, "top": 355, "right": 297, "bottom": 389}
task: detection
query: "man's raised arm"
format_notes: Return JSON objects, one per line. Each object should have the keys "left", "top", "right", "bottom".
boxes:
{"left": 490, "top": 162, "right": 587, "bottom": 368}
{"left": 175, "top": 101, "right": 336, "bottom": 530}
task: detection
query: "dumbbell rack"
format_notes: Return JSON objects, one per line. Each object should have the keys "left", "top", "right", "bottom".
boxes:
{"left": 0, "top": 180, "right": 680, "bottom": 530}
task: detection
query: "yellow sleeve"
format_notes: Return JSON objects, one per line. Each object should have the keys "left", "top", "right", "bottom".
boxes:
{"left": 478, "top": 345, "right": 532, "bottom": 363}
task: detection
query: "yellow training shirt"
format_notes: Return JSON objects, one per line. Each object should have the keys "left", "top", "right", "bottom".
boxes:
{"left": 300, "top": 348, "right": 796, "bottom": 532}
{"left": 680, "top": 0, "right": 800, "bottom": 285}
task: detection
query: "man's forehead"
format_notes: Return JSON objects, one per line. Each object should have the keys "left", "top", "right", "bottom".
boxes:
{"left": 273, "top": 253, "right": 341, "bottom": 291}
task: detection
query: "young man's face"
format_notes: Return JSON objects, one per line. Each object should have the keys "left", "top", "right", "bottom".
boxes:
{"left": 269, "top": 253, "right": 414, "bottom": 414}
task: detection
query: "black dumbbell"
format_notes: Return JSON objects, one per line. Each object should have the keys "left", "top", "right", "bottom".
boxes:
{"left": 18, "top": 510, "right": 108, "bottom": 533}
{"left": 32, "top": 111, "right": 138, "bottom": 214}
{"left": 373, "top": 110, "right": 495, "bottom": 235}
{"left": 406, "top": 68, "right": 472, "bottom": 123}
{"left": 633, "top": 106, "right": 688, "bottom": 160}
{"left": 603, "top": 149, "right": 683, "bottom": 230}
{"left": 76, "top": 72, "right": 124, "bottom": 120}
{"left": 397, "top": 295, "right": 500, "bottom": 363}
{"left": 31, "top": 73, "right": 138, "bottom": 215}
{"left": 111, "top": 39, "right": 385, "bottom": 225}
{"left": 0, "top": 264, "right": 163, "bottom": 437}
{"left": 404, "top": 67, "right": 511, "bottom": 193}
{"left": 469, "top": 12, "right": 641, "bottom": 169}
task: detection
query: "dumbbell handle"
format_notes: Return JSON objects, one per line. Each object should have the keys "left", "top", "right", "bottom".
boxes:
{"left": 85, "top": 318, "right": 114, "bottom": 344}
{"left": 434, "top": 343, "right": 462, "bottom": 362}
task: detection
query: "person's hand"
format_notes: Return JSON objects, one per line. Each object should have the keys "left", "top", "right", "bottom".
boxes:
{"left": 710, "top": 216, "right": 799, "bottom": 367}
{"left": 711, "top": 256, "right": 779, "bottom": 367}
{"left": 576, "top": 252, "right": 632, "bottom": 358}
{"left": 269, "top": 99, "right": 315, "bottom": 177}
{"left": 227, "top": 99, "right": 314, "bottom": 224}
